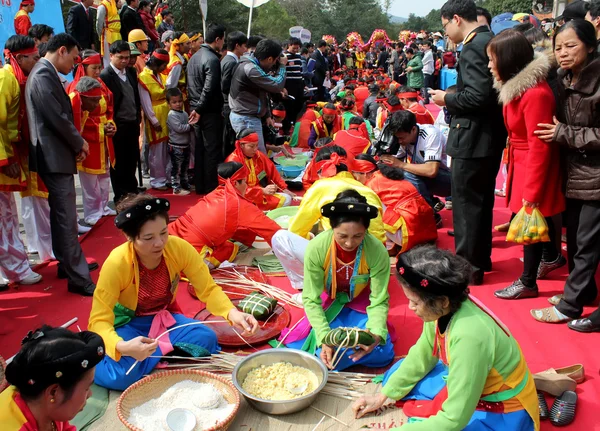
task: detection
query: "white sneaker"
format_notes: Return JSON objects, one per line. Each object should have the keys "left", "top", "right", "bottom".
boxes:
{"left": 19, "top": 272, "right": 42, "bottom": 285}
{"left": 84, "top": 218, "right": 99, "bottom": 226}
{"left": 104, "top": 207, "right": 117, "bottom": 216}
{"left": 78, "top": 222, "right": 92, "bottom": 234}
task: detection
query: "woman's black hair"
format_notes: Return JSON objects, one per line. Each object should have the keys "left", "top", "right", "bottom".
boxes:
{"left": 146, "top": 48, "right": 169, "bottom": 69}
{"left": 314, "top": 137, "right": 333, "bottom": 148}
{"left": 329, "top": 189, "right": 371, "bottom": 230}
{"left": 340, "top": 98, "right": 355, "bottom": 111}
{"left": 218, "top": 161, "right": 244, "bottom": 179}
{"left": 315, "top": 145, "right": 348, "bottom": 173}
{"left": 115, "top": 193, "right": 169, "bottom": 238}
{"left": 76, "top": 49, "right": 100, "bottom": 76}
{"left": 523, "top": 27, "right": 549, "bottom": 45}
{"left": 236, "top": 127, "right": 256, "bottom": 140}
{"left": 6, "top": 325, "right": 93, "bottom": 401}
{"left": 553, "top": 19, "right": 598, "bottom": 61}
{"left": 377, "top": 162, "right": 405, "bottom": 180}
{"left": 397, "top": 245, "right": 471, "bottom": 314}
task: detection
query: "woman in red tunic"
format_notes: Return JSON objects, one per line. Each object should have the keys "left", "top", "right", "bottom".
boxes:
{"left": 487, "top": 30, "right": 565, "bottom": 301}
{"left": 225, "top": 129, "right": 296, "bottom": 210}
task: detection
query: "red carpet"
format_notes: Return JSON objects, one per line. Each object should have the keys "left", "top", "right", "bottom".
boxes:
{"left": 1, "top": 187, "right": 599, "bottom": 430}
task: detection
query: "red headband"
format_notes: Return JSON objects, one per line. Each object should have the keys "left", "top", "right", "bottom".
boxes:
{"left": 7, "top": 47, "right": 38, "bottom": 56}
{"left": 21, "top": 0, "right": 34, "bottom": 5}
{"left": 218, "top": 164, "right": 249, "bottom": 186}
{"left": 322, "top": 108, "right": 338, "bottom": 116}
{"left": 352, "top": 159, "right": 377, "bottom": 173}
{"left": 272, "top": 109, "right": 286, "bottom": 118}
{"left": 238, "top": 132, "right": 259, "bottom": 145}
{"left": 397, "top": 92, "right": 420, "bottom": 99}
{"left": 315, "top": 152, "right": 347, "bottom": 178}
{"left": 152, "top": 51, "right": 170, "bottom": 62}
{"left": 383, "top": 101, "right": 403, "bottom": 113}
{"left": 82, "top": 54, "right": 102, "bottom": 65}
{"left": 80, "top": 87, "right": 104, "bottom": 97}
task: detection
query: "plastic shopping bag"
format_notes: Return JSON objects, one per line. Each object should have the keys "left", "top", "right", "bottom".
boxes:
{"left": 506, "top": 207, "right": 550, "bottom": 244}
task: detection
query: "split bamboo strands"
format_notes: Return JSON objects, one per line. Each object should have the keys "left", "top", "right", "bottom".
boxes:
{"left": 152, "top": 352, "right": 376, "bottom": 400}
{"left": 211, "top": 267, "right": 302, "bottom": 309}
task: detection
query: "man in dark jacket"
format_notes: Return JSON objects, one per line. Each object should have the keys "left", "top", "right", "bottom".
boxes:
{"left": 430, "top": 0, "right": 507, "bottom": 285}
{"left": 187, "top": 24, "right": 225, "bottom": 195}
{"left": 311, "top": 40, "right": 328, "bottom": 102}
{"left": 221, "top": 31, "right": 247, "bottom": 158}
{"left": 66, "top": 0, "right": 96, "bottom": 50}
{"left": 25, "top": 33, "right": 97, "bottom": 296}
{"left": 228, "top": 38, "right": 287, "bottom": 155}
{"left": 119, "top": 0, "right": 147, "bottom": 41}
{"left": 362, "top": 83, "right": 380, "bottom": 127}
{"left": 100, "top": 40, "right": 141, "bottom": 203}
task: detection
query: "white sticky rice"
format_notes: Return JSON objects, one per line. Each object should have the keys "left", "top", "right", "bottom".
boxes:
{"left": 128, "top": 380, "right": 235, "bottom": 430}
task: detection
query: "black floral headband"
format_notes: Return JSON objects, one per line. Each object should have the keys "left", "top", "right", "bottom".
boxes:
{"left": 115, "top": 198, "right": 170, "bottom": 229}
{"left": 396, "top": 256, "right": 461, "bottom": 296}
{"left": 321, "top": 201, "right": 378, "bottom": 220}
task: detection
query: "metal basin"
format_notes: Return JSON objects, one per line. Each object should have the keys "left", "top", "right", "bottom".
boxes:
{"left": 232, "top": 348, "right": 328, "bottom": 415}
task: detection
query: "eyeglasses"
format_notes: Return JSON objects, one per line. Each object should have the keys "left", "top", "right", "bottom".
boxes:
{"left": 442, "top": 19, "right": 454, "bottom": 30}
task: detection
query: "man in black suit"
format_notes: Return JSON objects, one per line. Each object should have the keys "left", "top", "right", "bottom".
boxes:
{"left": 430, "top": 0, "right": 507, "bottom": 285}
{"left": 311, "top": 40, "right": 328, "bottom": 102}
{"left": 66, "top": 0, "right": 96, "bottom": 50}
{"left": 119, "top": 0, "right": 147, "bottom": 42}
{"left": 100, "top": 40, "right": 141, "bottom": 203}
{"left": 25, "top": 33, "right": 97, "bottom": 296}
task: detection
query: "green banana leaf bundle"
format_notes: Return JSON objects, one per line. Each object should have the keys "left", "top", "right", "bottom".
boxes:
{"left": 237, "top": 292, "right": 277, "bottom": 320}
{"left": 323, "top": 327, "right": 375, "bottom": 347}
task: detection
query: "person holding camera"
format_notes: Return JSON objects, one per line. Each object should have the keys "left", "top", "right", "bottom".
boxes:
{"left": 379, "top": 110, "right": 451, "bottom": 227}
{"left": 229, "top": 39, "right": 288, "bottom": 154}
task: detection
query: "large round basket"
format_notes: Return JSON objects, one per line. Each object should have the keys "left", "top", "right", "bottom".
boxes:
{"left": 117, "top": 369, "right": 240, "bottom": 431}
{"left": 0, "top": 355, "right": 8, "bottom": 393}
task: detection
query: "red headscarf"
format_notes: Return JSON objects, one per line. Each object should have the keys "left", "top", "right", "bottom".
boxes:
{"left": 233, "top": 132, "right": 259, "bottom": 160}
{"left": 218, "top": 163, "right": 250, "bottom": 195}
{"left": 314, "top": 152, "right": 347, "bottom": 178}
{"left": 351, "top": 158, "right": 377, "bottom": 173}
{"left": 68, "top": 53, "right": 102, "bottom": 94}
{"left": 3, "top": 46, "right": 37, "bottom": 86}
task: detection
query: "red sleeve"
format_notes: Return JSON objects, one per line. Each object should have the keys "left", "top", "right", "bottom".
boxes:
{"left": 14, "top": 16, "right": 30, "bottom": 35}
{"left": 521, "top": 86, "right": 556, "bottom": 205}
{"left": 245, "top": 186, "right": 264, "bottom": 206}
{"left": 238, "top": 200, "right": 282, "bottom": 245}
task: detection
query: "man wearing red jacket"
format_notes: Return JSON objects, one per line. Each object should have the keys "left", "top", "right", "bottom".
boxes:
{"left": 14, "top": 0, "right": 35, "bottom": 36}
{"left": 333, "top": 116, "right": 372, "bottom": 158}
{"left": 168, "top": 162, "right": 282, "bottom": 268}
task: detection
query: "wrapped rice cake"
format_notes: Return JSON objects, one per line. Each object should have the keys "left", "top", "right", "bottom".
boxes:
{"left": 323, "top": 327, "right": 375, "bottom": 347}
{"left": 238, "top": 292, "right": 277, "bottom": 320}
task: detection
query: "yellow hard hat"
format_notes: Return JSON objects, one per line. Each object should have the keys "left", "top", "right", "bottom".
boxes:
{"left": 128, "top": 29, "right": 149, "bottom": 43}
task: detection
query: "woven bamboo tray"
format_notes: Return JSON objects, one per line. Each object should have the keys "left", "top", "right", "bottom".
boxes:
{"left": 117, "top": 369, "right": 240, "bottom": 431}
{"left": 0, "top": 355, "right": 7, "bottom": 393}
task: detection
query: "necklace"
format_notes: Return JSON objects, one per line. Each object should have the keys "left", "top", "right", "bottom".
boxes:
{"left": 336, "top": 257, "right": 356, "bottom": 279}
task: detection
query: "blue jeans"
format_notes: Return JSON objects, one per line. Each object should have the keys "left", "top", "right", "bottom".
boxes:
{"left": 404, "top": 168, "right": 452, "bottom": 208}
{"left": 229, "top": 112, "right": 267, "bottom": 154}
{"left": 94, "top": 313, "right": 219, "bottom": 390}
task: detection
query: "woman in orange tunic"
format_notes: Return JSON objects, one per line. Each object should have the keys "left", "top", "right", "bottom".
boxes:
{"left": 226, "top": 129, "right": 296, "bottom": 210}
{"left": 68, "top": 50, "right": 117, "bottom": 226}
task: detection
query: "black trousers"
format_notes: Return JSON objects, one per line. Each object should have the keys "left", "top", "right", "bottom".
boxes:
{"left": 168, "top": 144, "right": 190, "bottom": 189}
{"left": 222, "top": 107, "right": 236, "bottom": 160}
{"left": 283, "top": 81, "right": 305, "bottom": 134}
{"left": 194, "top": 111, "right": 223, "bottom": 195}
{"left": 451, "top": 155, "right": 502, "bottom": 274}
{"left": 557, "top": 199, "right": 600, "bottom": 320}
{"left": 423, "top": 74, "right": 434, "bottom": 102}
{"left": 521, "top": 216, "right": 559, "bottom": 287}
{"left": 110, "top": 121, "right": 140, "bottom": 203}
{"left": 39, "top": 172, "right": 92, "bottom": 288}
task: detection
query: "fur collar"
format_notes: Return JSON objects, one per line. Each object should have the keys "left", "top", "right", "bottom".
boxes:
{"left": 494, "top": 51, "right": 552, "bottom": 104}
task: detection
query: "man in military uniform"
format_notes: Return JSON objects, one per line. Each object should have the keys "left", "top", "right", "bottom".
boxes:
{"left": 429, "top": 0, "right": 507, "bottom": 285}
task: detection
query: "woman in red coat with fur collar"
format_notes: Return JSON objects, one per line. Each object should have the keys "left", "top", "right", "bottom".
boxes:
{"left": 488, "top": 30, "right": 565, "bottom": 301}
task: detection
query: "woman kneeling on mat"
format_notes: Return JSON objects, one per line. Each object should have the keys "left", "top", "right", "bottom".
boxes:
{"left": 277, "top": 190, "right": 395, "bottom": 371}
{"left": 353, "top": 246, "right": 539, "bottom": 430}
{"left": 1, "top": 326, "right": 105, "bottom": 431}
{"left": 89, "top": 194, "right": 258, "bottom": 390}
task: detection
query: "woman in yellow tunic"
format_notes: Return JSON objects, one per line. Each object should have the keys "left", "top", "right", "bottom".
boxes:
{"left": 138, "top": 49, "right": 170, "bottom": 190}
{"left": 68, "top": 50, "right": 117, "bottom": 226}
{"left": 164, "top": 32, "right": 190, "bottom": 102}
{"left": 90, "top": 194, "right": 258, "bottom": 390}
{"left": 98, "top": 0, "right": 122, "bottom": 67}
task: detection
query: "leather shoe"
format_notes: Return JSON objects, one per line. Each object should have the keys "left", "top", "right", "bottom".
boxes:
{"left": 67, "top": 282, "right": 95, "bottom": 296}
{"left": 471, "top": 270, "right": 484, "bottom": 286}
{"left": 447, "top": 230, "right": 454, "bottom": 237}
{"left": 567, "top": 318, "right": 600, "bottom": 333}
{"left": 495, "top": 279, "right": 538, "bottom": 300}
{"left": 57, "top": 262, "right": 99, "bottom": 279}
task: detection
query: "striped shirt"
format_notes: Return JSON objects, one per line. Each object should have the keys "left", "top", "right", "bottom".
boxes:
{"left": 285, "top": 52, "right": 303, "bottom": 81}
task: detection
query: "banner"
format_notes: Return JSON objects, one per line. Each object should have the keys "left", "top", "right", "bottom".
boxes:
{"left": 289, "top": 25, "right": 302, "bottom": 38}
{"left": 300, "top": 28, "right": 311, "bottom": 43}
{"left": 0, "top": 0, "right": 66, "bottom": 65}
